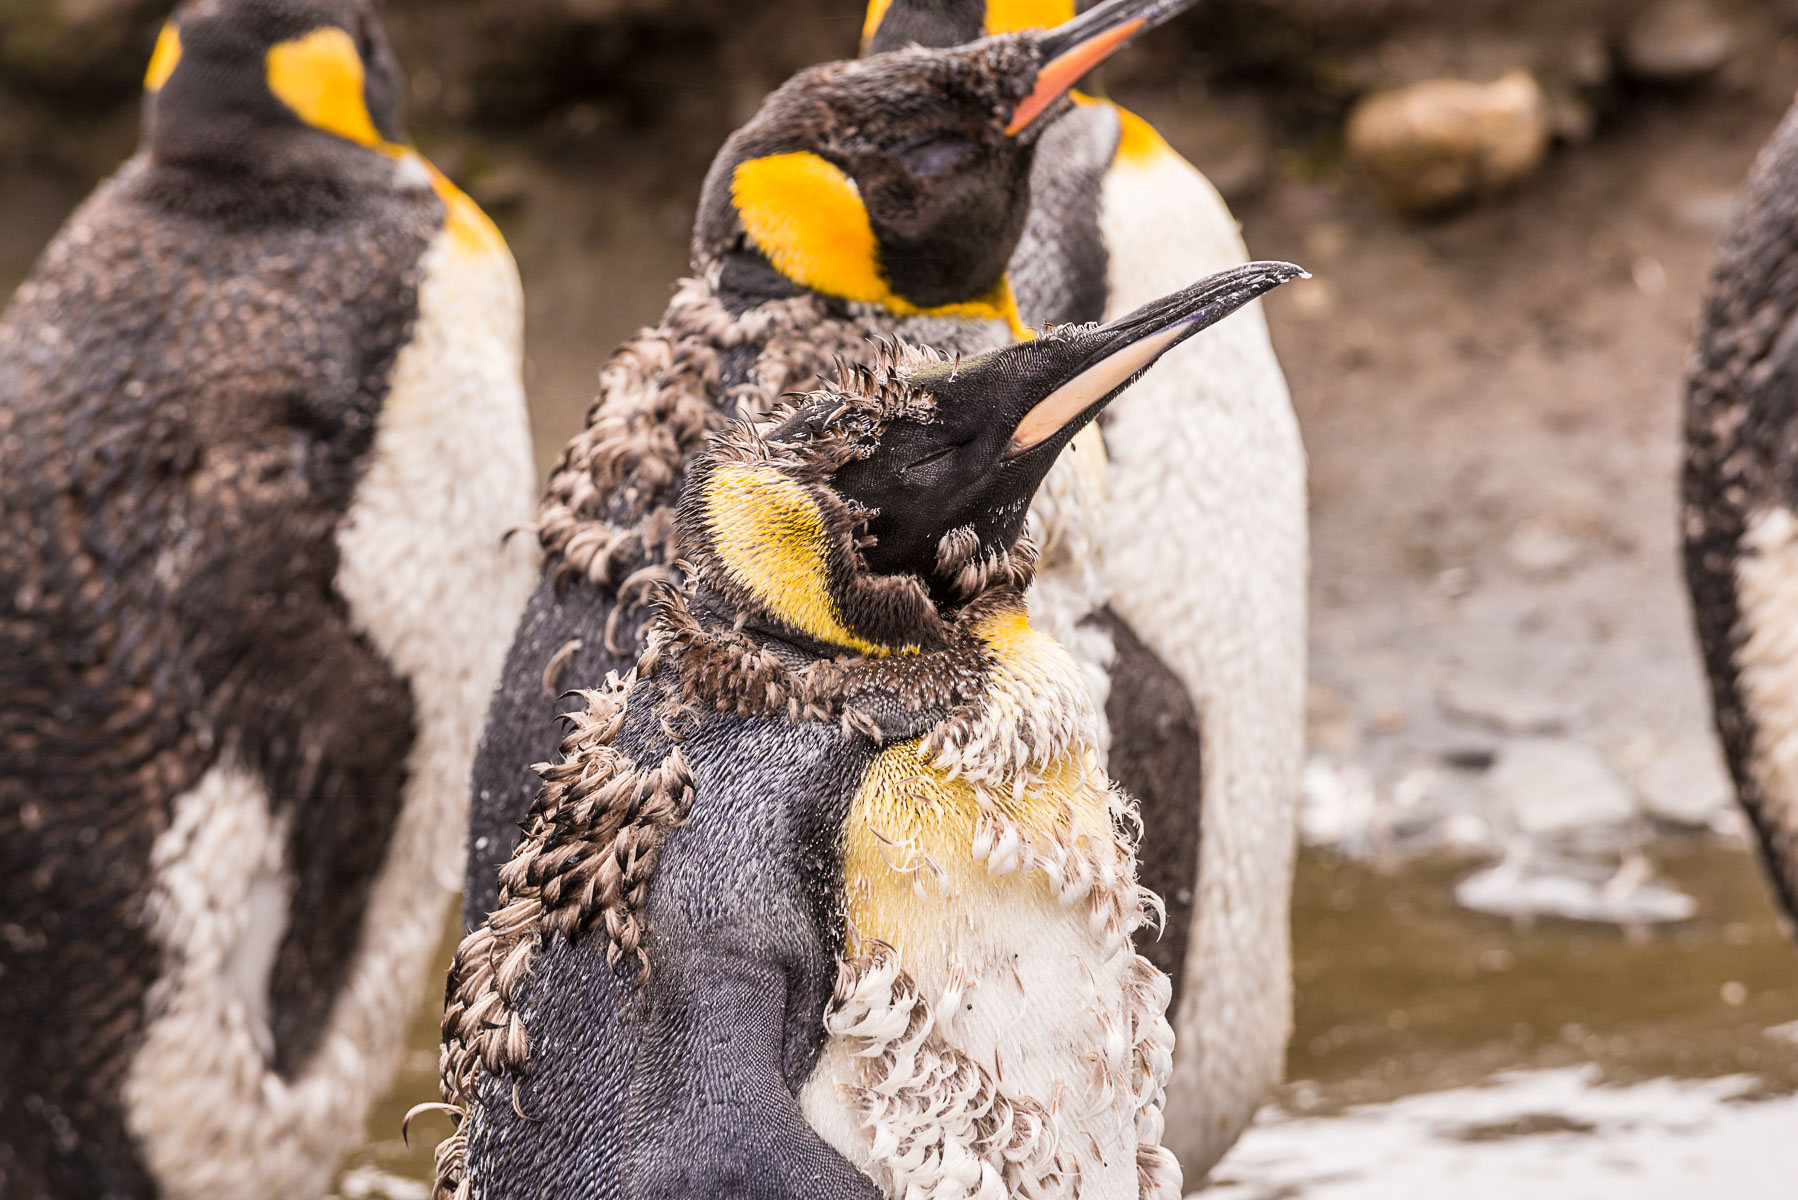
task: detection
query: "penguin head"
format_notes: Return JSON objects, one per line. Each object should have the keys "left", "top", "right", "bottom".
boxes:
{"left": 141, "top": 0, "right": 409, "bottom": 179}
{"left": 676, "top": 261, "right": 1304, "bottom": 656}
{"left": 863, "top": 0, "right": 1095, "bottom": 54}
{"left": 693, "top": 0, "right": 1201, "bottom": 333}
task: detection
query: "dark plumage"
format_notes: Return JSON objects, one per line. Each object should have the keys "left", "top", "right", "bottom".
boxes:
{"left": 1684, "top": 97, "right": 1798, "bottom": 932}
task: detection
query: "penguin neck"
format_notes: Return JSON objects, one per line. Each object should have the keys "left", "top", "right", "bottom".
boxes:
{"left": 537, "top": 270, "right": 1014, "bottom": 590}
{"left": 133, "top": 131, "right": 409, "bottom": 226}
{"left": 644, "top": 581, "right": 1042, "bottom": 741}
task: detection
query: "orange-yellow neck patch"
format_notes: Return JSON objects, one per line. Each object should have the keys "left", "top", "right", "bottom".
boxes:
{"left": 144, "top": 23, "right": 181, "bottom": 93}
{"left": 862, "top": 0, "right": 895, "bottom": 49}
{"left": 702, "top": 462, "right": 915, "bottom": 658}
{"left": 982, "top": 0, "right": 1075, "bottom": 34}
{"left": 861, "top": 0, "right": 1073, "bottom": 48}
{"left": 260, "top": 27, "right": 505, "bottom": 255}
{"left": 731, "top": 150, "right": 1031, "bottom": 340}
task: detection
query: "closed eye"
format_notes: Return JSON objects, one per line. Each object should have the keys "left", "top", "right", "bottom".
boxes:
{"left": 904, "top": 444, "right": 960, "bottom": 475}
{"left": 902, "top": 136, "right": 975, "bottom": 177}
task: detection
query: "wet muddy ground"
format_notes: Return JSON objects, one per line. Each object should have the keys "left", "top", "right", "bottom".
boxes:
{"left": 9, "top": 15, "right": 1798, "bottom": 1196}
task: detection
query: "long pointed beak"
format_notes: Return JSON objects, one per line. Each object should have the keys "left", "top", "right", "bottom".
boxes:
{"left": 1006, "top": 0, "right": 1206, "bottom": 135}
{"left": 1004, "top": 260, "right": 1307, "bottom": 458}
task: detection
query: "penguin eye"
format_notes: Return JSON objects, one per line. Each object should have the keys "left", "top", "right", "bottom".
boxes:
{"left": 901, "top": 135, "right": 975, "bottom": 177}
{"left": 903, "top": 444, "right": 960, "bottom": 477}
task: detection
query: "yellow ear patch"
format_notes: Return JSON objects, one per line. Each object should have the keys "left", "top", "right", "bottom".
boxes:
{"left": 983, "top": 0, "right": 1075, "bottom": 34}
{"left": 731, "top": 151, "right": 1032, "bottom": 340}
{"left": 144, "top": 23, "right": 181, "bottom": 93}
{"left": 734, "top": 151, "right": 888, "bottom": 308}
{"left": 265, "top": 27, "right": 382, "bottom": 148}
{"left": 703, "top": 463, "right": 914, "bottom": 657}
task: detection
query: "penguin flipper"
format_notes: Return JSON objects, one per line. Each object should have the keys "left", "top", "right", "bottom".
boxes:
{"left": 464, "top": 570, "right": 644, "bottom": 928}
{"left": 1081, "top": 606, "right": 1203, "bottom": 1004}
{"left": 619, "top": 943, "right": 884, "bottom": 1200}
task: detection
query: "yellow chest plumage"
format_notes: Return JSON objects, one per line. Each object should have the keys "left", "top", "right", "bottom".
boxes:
{"left": 800, "top": 609, "right": 1181, "bottom": 1200}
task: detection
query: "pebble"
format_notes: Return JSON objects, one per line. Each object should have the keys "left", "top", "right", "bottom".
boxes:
{"left": 1505, "top": 522, "right": 1581, "bottom": 577}
{"left": 1300, "top": 756, "right": 1377, "bottom": 849}
{"left": 1346, "top": 71, "right": 1552, "bottom": 217}
{"left": 1484, "top": 738, "right": 1638, "bottom": 836}
{"left": 1621, "top": 0, "right": 1739, "bottom": 84}
{"left": 1636, "top": 741, "right": 1733, "bottom": 828}
{"left": 1439, "top": 678, "right": 1577, "bottom": 736}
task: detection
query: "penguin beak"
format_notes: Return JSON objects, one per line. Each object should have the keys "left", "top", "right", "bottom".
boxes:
{"left": 1006, "top": 0, "right": 1207, "bottom": 135}
{"left": 1000, "top": 261, "right": 1308, "bottom": 459}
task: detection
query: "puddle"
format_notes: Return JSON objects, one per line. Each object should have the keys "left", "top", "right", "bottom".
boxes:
{"left": 1210, "top": 1068, "right": 1798, "bottom": 1199}
{"left": 335, "top": 840, "right": 1798, "bottom": 1196}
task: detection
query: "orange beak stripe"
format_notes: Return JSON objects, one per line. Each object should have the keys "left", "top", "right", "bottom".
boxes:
{"left": 1004, "top": 17, "right": 1145, "bottom": 135}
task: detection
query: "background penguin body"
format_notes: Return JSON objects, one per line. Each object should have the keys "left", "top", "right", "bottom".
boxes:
{"left": 436, "top": 265, "right": 1307, "bottom": 1197}
{"left": 0, "top": 3, "right": 535, "bottom": 1195}
{"left": 461, "top": 1, "right": 1206, "bottom": 930}
{"left": 865, "top": 0, "right": 1305, "bottom": 1173}
{"left": 1684, "top": 96, "right": 1798, "bottom": 934}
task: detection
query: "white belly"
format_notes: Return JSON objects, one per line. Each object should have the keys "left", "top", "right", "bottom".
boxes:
{"left": 797, "top": 617, "right": 1179, "bottom": 1200}
{"left": 800, "top": 899, "right": 1169, "bottom": 1200}
{"left": 123, "top": 222, "right": 537, "bottom": 1199}
{"left": 1093, "top": 115, "right": 1307, "bottom": 1174}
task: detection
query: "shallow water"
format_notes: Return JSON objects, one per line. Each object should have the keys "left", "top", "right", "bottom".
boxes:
{"left": 332, "top": 839, "right": 1798, "bottom": 1197}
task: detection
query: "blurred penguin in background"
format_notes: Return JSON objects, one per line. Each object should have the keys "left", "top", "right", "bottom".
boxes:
{"left": 0, "top": 1, "right": 536, "bottom": 1195}
{"left": 1685, "top": 97, "right": 1798, "bottom": 942}
{"left": 865, "top": 0, "right": 1307, "bottom": 1176}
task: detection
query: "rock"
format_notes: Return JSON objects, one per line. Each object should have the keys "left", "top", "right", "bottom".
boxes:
{"left": 1346, "top": 71, "right": 1552, "bottom": 218}
{"left": 1636, "top": 741, "right": 1733, "bottom": 828}
{"left": 1300, "top": 756, "right": 1376, "bottom": 849}
{"left": 1669, "top": 190, "right": 1740, "bottom": 234}
{"left": 1621, "top": 0, "right": 1738, "bottom": 84}
{"left": 1505, "top": 521, "right": 1581, "bottom": 577}
{"left": 1439, "top": 678, "right": 1577, "bottom": 736}
{"left": 1485, "top": 738, "right": 1638, "bottom": 836}
{"left": 1456, "top": 850, "right": 1697, "bottom": 924}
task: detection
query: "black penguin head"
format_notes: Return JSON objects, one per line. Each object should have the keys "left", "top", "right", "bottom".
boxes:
{"left": 676, "top": 261, "right": 1305, "bottom": 655}
{"left": 693, "top": 0, "right": 1203, "bottom": 333}
{"left": 863, "top": 0, "right": 1103, "bottom": 53}
{"left": 142, "top": 0, "right": 408, "bottom": 178}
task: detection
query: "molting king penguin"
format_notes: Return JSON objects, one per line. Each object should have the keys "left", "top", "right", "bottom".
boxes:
{"left": 432, "top": 261, "right": 1305, "bottom": 1200}
{"left": 863, "top": 0, "right": 1307, "bottom": 1173}
{"left": 1684, "top": 97, "right": 1798, "bottom": 939}
{"left": 0, "top": 2, "right": 536, "bottom": 1196}
{"left": 463, "top": 0, "right": 1209, "bottom": 925}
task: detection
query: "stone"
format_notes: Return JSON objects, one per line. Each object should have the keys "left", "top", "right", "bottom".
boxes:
{"left": 1636, "top": 741, "right": 1733, "bottom": 828}
{"left": 1484, "top": 738, "right": 1638, "bottom": 836}
{"left": 1455, "top": 852, "right": 1697, "bottom": 924}
{"left": 1622, "top": 0, "right": 1738, "bottom": 84}
{"left": 1346, "top": 71, "right": 1553, "bottom": 218}
{"left": 1505, "top": 522, "right": 1581, "bottom": 577}
{"left": 1439, "top": 678, "right": 1577, "bottom": 736}
{"left": 1300, "top": 756, "right": 1376, "bottom": 850}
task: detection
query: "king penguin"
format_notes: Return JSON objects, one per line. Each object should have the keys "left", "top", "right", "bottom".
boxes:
{"left": 1684, "top": 97, "right": 1798, "bottom": 937}
{"left": 432, "top": 261, "right": 1304, "bottom": 1200}
{"left": 0, "top": 3, "right": 537, "bottom": 1196}
{"left": 864, "top": 0, "right": 1307, "bottom": 1174}
{"left": 462, "top": 0, "right": 1211, "bottom": 928}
